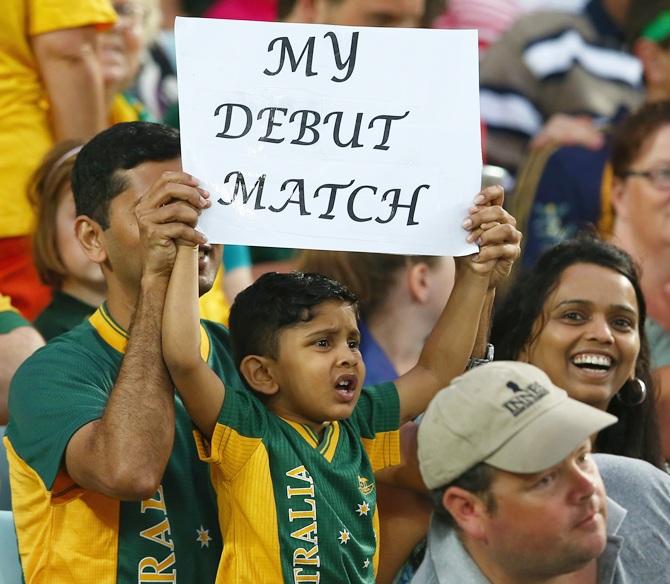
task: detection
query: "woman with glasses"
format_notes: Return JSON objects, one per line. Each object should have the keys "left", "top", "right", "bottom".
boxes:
{"left": 608, "top": 100, "right": 670, "bottom": 462}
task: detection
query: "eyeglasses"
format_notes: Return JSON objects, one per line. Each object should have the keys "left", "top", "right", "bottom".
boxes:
{"left": 623, "top": 166, "right": 670, "bottom": 190}
{"left": 113, "top": 2, "right": 147, "bottom": 24}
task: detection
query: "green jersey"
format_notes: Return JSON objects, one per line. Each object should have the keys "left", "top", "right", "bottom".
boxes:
{"left": 5, "top": 304, "right": 240, "bottom": 583}
{"left": 195, "top": 379, "right": 401, "bottom": 583}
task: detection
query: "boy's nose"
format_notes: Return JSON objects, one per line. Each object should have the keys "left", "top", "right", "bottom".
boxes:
{"left": 337, "top": 346, "right": 358, "bottom": 367}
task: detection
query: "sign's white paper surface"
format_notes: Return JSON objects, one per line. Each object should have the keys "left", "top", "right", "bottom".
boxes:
{"left": 176, "top": 17, "right": 481, "bottom": 255}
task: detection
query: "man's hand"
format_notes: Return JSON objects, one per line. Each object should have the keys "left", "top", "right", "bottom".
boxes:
{"left": 134, "top": 171, "right": 210, "bottom": 281}
{"left": 459, "top": 185, "right": 522, "bottom": 289}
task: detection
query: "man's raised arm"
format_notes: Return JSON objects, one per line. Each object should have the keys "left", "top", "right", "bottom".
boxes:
{"left": 64, "top": 172, "right": 209, "bottom": 500}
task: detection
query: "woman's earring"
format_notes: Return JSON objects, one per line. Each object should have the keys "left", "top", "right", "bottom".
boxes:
{"left": 617, "top": 377, "right": 647, "bottom": 406}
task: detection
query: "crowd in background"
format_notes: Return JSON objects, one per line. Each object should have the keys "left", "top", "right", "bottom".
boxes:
{"left": 2, "top": 1, "right": 670, "bottom": 583}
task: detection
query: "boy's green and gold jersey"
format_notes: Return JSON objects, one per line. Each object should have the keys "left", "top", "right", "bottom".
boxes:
{"left": 195, "top": 378, "right": 401, "bottom": 583}
{"left": 5, "top": 304, "right": 240, "bottom": 583}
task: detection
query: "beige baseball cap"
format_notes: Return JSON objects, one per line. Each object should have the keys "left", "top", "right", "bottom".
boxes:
{"left": 418, "top": 361, "right": 617, "bottom": 490}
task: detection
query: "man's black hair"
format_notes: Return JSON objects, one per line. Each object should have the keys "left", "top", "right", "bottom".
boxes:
{"left": 430, "top": 462, "right": 497, "bottom": 529}
{"left": 229, "top": 271, "right": 358, "bottom": 366}
{"left": 71, "top": 122, "right": 181, "bottom": 228}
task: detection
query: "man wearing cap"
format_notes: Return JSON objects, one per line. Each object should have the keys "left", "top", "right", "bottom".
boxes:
{"left": 413, "top": 361, "right": 670, "bottom": 584}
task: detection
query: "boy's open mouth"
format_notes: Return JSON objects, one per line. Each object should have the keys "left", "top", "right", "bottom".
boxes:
{"left": 334, "top": 374, "right": 358, "bottom": 402}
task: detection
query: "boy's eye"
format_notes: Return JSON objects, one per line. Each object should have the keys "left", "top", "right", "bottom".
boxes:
{"left": 348, "top": 339, "right": 360, "bottom": 350}
{"left": 315, "top": 339, "right": 329, "bottom": 348}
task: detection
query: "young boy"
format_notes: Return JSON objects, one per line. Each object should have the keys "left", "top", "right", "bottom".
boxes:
{"left": 162, "top": 187, "right": 520, "bottom": 583}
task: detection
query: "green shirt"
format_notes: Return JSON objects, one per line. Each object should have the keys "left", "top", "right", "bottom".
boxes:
{"left": 196, "top": 379, "right": 401, "bottom": 583}
{"left": 6, "top": 304, "right": 241, "bottom": 583}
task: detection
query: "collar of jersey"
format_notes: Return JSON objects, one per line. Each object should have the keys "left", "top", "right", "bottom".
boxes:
{"left": 89, "top": 302, "right": 211, "bottom": 361}
{"left": 281, "top": 418, "right": 341, "bottom": 462}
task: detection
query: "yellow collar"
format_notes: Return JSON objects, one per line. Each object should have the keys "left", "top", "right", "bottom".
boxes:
{"left": 89, "top": 303, "right": 211, "bottom": 361}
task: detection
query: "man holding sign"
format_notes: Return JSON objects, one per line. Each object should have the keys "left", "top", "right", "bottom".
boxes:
{"left": 5, "top": 118, "right": 518, "bottom": 583}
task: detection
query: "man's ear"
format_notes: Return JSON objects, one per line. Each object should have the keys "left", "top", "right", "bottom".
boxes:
{"left": 407, "top": 262, "right": 430, "bottom": 304}
{"left": 239, "top": 355, "right": 280, "bottom": 396}
{"left": 442, "top": 487, "right": 489, "bottom": 542}
{"left": 75, "top": 216, "right": 107, "bottom": 264}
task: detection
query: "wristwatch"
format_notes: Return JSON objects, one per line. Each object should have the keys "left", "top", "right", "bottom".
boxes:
{"left": 466, "top": 343, "right": 494, "bottom": 370}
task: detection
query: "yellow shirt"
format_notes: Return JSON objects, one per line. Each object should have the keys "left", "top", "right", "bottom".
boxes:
{"left": 199, "top": 268, "right": 230, "bottom": 326}
{"left": 0, "top": 294, "right": 14, "bottom": 313}
{"left": 0, "top": 0, "right": 116, "bottom": 238}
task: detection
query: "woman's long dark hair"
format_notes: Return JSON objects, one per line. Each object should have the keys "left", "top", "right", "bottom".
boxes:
{"left": 492, "top": 234, "right": 664, "bottom": 468}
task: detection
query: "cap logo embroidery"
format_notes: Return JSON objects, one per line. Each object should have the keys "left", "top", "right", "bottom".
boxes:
{"left": 502, "top": 381, "right": 549, "bottom": 417}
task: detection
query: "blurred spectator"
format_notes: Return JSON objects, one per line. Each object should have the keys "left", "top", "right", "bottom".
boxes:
{"left": 512, "top": 0, "right": 670, "bottom": 274}
{"left": 204, "top": 0, "right": 276, "bottom": 21}
{"left": 102, "top": 0, "right": 161, "bottom": 123}
{"left": 29, "top": 142, "right": 106, "bottom": 341}
{"left": 280, "top": 0, "right": 445, "bottom": 28}
{"left": 434, "top": 0, "right": 523, "bottom": 53}
{"left": 136, "top": 0, "right": 213, "bottom": 123}
{"left": 519, "top": 0, "right": 587, "bottom": 10}
{"left": 480, "top": 0, "right": 641, "bottom": 175}
{"left": 608, "top": 102, "right": 670, "bottom": 460}
{"left": 0, "top": 294, "right": 43, "bottom": 510}
{"left": 0, "top": 296, "right": 43, "bottom": 425}
{"left": 0, "top": 1, "right": 116, "bottom": 319}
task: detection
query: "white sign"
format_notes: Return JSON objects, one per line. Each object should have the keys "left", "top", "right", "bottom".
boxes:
{"left": 176, "top": 17, "right": 481, "bottom": 255}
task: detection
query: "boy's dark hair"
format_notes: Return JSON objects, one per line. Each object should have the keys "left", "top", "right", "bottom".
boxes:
{"left": 492, "top": 234, "right": 664, "bottom": 469}
{"left": 229, "top": 271, "right": 358, "bottom": 366}
{"left": 71, "top": 122, "right": 181, "bottom": 228}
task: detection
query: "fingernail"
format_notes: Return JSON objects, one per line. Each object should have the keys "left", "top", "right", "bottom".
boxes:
{"left": 470, "top": 206, "right": 480, "bottom": 214}
{"left": 475, "top": 194, "right": 485, "bottom": 204}
{"left": 462, "top": 218, "right": 473, "bottom": 229}
{"left": 466, "top": 233, "right": 476, "bottom": 242}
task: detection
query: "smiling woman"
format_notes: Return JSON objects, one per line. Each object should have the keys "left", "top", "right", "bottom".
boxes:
{"left": 492, "top": 235, "right": 664, "bottom": 468}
